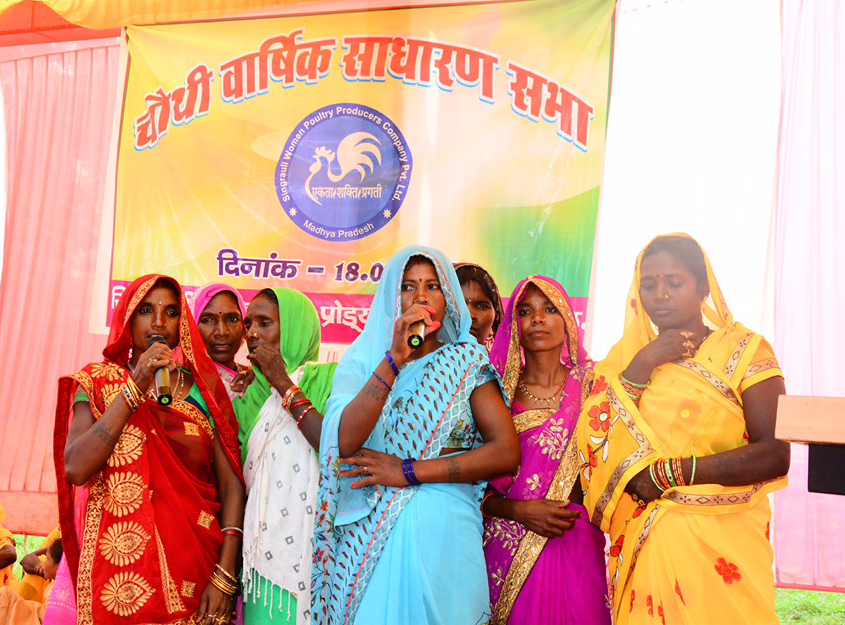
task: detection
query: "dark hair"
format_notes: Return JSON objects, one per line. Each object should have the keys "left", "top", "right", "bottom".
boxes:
{"left": 256, "top": 288, "right": 279, "bottom": 308}
{"left": 405, "top": 254, "right": 435, "bottom": 270}
{"left": 454, "top": 263, "right": 504, "bottom": 333}
{"left": 642, "top": 236, "right": 708, "bottom": 288}
{"left": 47, "top": 538, "right": 63, "bottom": 563}
{"left": 152, "top": 277, "right": 180, "bottom": 298}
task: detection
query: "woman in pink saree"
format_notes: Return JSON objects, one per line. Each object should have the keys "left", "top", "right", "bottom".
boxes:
{"left": 482, "top": 275, "right": 610, "bottom": 624}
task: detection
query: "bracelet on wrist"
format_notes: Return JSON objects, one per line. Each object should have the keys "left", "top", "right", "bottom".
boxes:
{"left": 289, "top": 397, "right": 311, "bottom": 410}
{"left": 372, "top": 372, "right": 392, "bottom": 392}
{"left": 281, "top": 385, "right": 302, "bottom": 412}
{"left": 385, "top": 351, "right": 400, "bottom": 377}
{"left": 480, "top": 491, "right": 495, "bottom": 518}
{"left": 121, "top": 385, "right": 138, "bottom": 412}
{"left": 401, "top": 458, "right": 420, "bottom": 486}
{"left": 297, "top": 405, "right": 316, "bottom": 426}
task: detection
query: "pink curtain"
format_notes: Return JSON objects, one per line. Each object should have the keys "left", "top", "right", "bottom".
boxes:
{"left": 773, "top": 0, "right": 845, "bottom": 591}
{"left": 0, "top": 40, "right": 120, "bottom": 534}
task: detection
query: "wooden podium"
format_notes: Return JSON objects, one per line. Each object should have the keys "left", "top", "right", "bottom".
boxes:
{"left": 776, "top": 396, "right": 845, "bottom": 495}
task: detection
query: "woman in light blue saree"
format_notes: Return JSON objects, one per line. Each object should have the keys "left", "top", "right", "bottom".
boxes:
{"left": 313, "top": 246, "right": 520, "bottom": 625}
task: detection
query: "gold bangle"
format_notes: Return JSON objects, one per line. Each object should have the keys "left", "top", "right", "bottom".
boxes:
{"left": 121, "top": 386, "right": 138, "bottom": 411}
{"left": 214, "top": 564, "right": 238, "bottom": 584}
{"left": 209, "top": 574, "right": 237, "bottom": 596}
{"left": 210, "top": 570, "right": 238, "bottom": 590}
{"left": 125, "top": 376, "right": 143, "bottom": 402}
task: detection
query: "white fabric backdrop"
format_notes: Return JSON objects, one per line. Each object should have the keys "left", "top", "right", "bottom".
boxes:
{"left": 771, "top": 0, "right": 845, "bottom": 591}
{"left": 587, "top": 0, "right": 781, "bottom": 359}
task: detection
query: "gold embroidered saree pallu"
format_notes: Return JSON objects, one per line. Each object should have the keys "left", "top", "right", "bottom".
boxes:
{"left": 577, "top": 324, "right": 786, "bottom": 624}
{"left": 55, "top": 366, "right": 224, "bottom": 625}
{"left": 53, "top": 274, "right": 244, "bottom": 625}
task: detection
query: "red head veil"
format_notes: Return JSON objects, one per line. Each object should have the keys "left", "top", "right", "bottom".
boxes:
{"left": 54, "top": 275, "right": 243, "bottom": 598}
{"left": 102, "top": 274, "right": 243, "bottom": 480}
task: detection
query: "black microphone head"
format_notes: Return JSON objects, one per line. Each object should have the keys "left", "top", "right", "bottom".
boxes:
{"left": 147, "top": 335, "right": 168, "bottom": 349}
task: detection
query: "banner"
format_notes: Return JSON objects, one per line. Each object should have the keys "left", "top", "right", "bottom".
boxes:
{"left": 111, "top": 0, "right": 616, "bottom": 343}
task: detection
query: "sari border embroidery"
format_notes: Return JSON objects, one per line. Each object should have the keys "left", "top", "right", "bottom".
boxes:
{"left": 743, "top": 358, "right": 779, "bottom": 380}
{"left": 493, "top": 425, "right": 581, "bottom": 623}
{"left": 671, "top": 358, "right": 740, "bottom": 406}
{"left": 179, "top": 311, "right": 195, "bottom": 365}
{"left": 123, "top": 277, "right": 157, "bottom": 327}
{"left": 155, "top": 527, "right": 187, "bottom": 614}
{"left": 107, "top": 424, "right": 145, "bottom": 468}
{"left": 72, "top": 372, "right": 101, "bottom": 420}
{"left": 77, "top": 477, "right": 106, "bottom": 625}
{"left": 174, "top": 398, "right": 214, "bottom": 438}
{"left": 662, "top": 482, "right": 765, "bottom": 506}
{"left": 512, "top": 408, "right": 554, "bottom": 434}
{"left": 724, "top": 332, "right": 754, "bottom": 379}
{"left": 501, "top": 278, "right": 581, "bottom": 401}
{"left": 591, "top": 386, "right": 655, "bottom": 526}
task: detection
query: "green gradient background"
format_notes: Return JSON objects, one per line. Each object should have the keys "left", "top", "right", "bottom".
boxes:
{"left": 473, "top": 187, "right": 599, "bottom": 297}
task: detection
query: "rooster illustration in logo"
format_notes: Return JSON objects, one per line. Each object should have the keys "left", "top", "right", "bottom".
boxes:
{"left": 305, "top": 132, "right": 382, "bottom": 205}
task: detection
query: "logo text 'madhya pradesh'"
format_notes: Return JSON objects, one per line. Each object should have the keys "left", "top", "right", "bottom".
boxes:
{"left": 276, "top": 103, "right": 412, "bottom": 240}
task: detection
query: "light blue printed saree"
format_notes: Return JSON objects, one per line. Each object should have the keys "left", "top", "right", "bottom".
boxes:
{"left": 312, "top": 246, "right": 496, "bottom": 625}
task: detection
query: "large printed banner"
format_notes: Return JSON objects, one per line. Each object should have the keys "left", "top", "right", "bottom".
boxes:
{"left": 111, "top": 0, "right": 616, "bottom": 343}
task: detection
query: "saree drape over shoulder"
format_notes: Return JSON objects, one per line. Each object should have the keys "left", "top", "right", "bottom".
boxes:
{"left": 313, "top": 246, "right": 497, "bottom": 625}
{"left": 576, "top": 235, "right": 786, "bottom": 624}
{"left": 232, "top": 287, "right": 336, "bottom": 625}
{"left": 484, "top": 276, "right": 610, "bottom": 625}
{"left": 53, "top": 275, "right": 243, "bottom": 625}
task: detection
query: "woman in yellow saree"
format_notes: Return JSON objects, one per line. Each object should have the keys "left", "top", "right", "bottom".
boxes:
{"left": 577, "top": 234, "right": 789, "bottom": 624}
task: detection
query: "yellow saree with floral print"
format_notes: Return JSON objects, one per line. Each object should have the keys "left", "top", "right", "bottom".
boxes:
{"left": 577, "top": 234, "right": 786, "bottom": 624}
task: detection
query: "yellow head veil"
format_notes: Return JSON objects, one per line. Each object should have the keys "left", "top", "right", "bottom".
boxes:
{"left": 609, "top": 233, "right": 733, "bottom": 368}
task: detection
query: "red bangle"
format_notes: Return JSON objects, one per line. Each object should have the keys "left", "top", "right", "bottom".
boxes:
{"left": 481, "top": 491, "right": 495, "bottom": 518}
{"left": 222, "top": 530, "right": 242, "bottom": 538}
{"left": 281, "top": 385, "right": 302, "bottom": 412}
{"left": 297, "top": 406, "right": 315, "bottom": 426}
{"left": 290, "top": 397, "right": 311, "bottom": 409}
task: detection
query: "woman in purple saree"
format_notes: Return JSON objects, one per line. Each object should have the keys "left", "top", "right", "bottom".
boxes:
{"left": 483, "top": 275, "right": 611, "bottom": 624}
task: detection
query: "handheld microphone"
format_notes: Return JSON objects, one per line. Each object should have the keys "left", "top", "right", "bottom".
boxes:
{"left": 148, "top": 336, "right": 172, "bottom": 406}
{"left": 407, "top": 320, "right": 426, "bottom": 349}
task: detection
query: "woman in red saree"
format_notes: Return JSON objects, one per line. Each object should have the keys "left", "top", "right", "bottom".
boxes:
{"left": 54, "top": 275, "right": 245, "bottom": 625}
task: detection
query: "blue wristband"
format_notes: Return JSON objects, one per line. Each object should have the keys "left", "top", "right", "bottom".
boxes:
{"left": 372, "top": 371, "right": 392, "bottom": 391}
{"left": 402, "top": 458, "right": 420, "bottom": 486}
{"left": 385, "top": 351, "right": 400, "bottom": 377}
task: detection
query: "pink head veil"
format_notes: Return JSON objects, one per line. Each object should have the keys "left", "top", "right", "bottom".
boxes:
{"left": 190, "top": 283, "right": 247, "bottom": 320}
{"left": 489, "top": 275, "right": 592, "bottom": 403}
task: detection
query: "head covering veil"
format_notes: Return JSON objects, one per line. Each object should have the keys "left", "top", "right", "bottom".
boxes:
{"left": 98, "top": 274, "right": 242, "bottom": 475}
{"left": 489, "top": 275, "right": 593, "bottom": 402}
{"left": 314, "top": 245, "right": 489, "bottom": 624}
{"left": 329, "top": 246, "right": 473, "bottom": 401}
{"left": 53, "top": 274, "right": 243, "bottom": 599}
{"left": 190, "top": 282, "right": 247, "bottom": 322}
{"left": 607, "top": 232, "right": 732, "bottom": 369}
{"left": 234, "top": 287, "right": 336, "bottom": 458}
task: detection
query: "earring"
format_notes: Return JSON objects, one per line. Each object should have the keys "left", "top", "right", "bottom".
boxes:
{"left": 519, "top": 345, "right": 525, "bottom": 366}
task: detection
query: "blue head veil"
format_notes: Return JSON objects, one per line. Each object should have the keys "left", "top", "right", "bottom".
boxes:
{"left": 328, "top": 245, "right": 474, "bottom": 404}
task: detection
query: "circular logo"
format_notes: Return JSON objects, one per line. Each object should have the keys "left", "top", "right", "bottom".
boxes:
{"left": 276, "top": 103, "right": 412, "bottom": 241}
